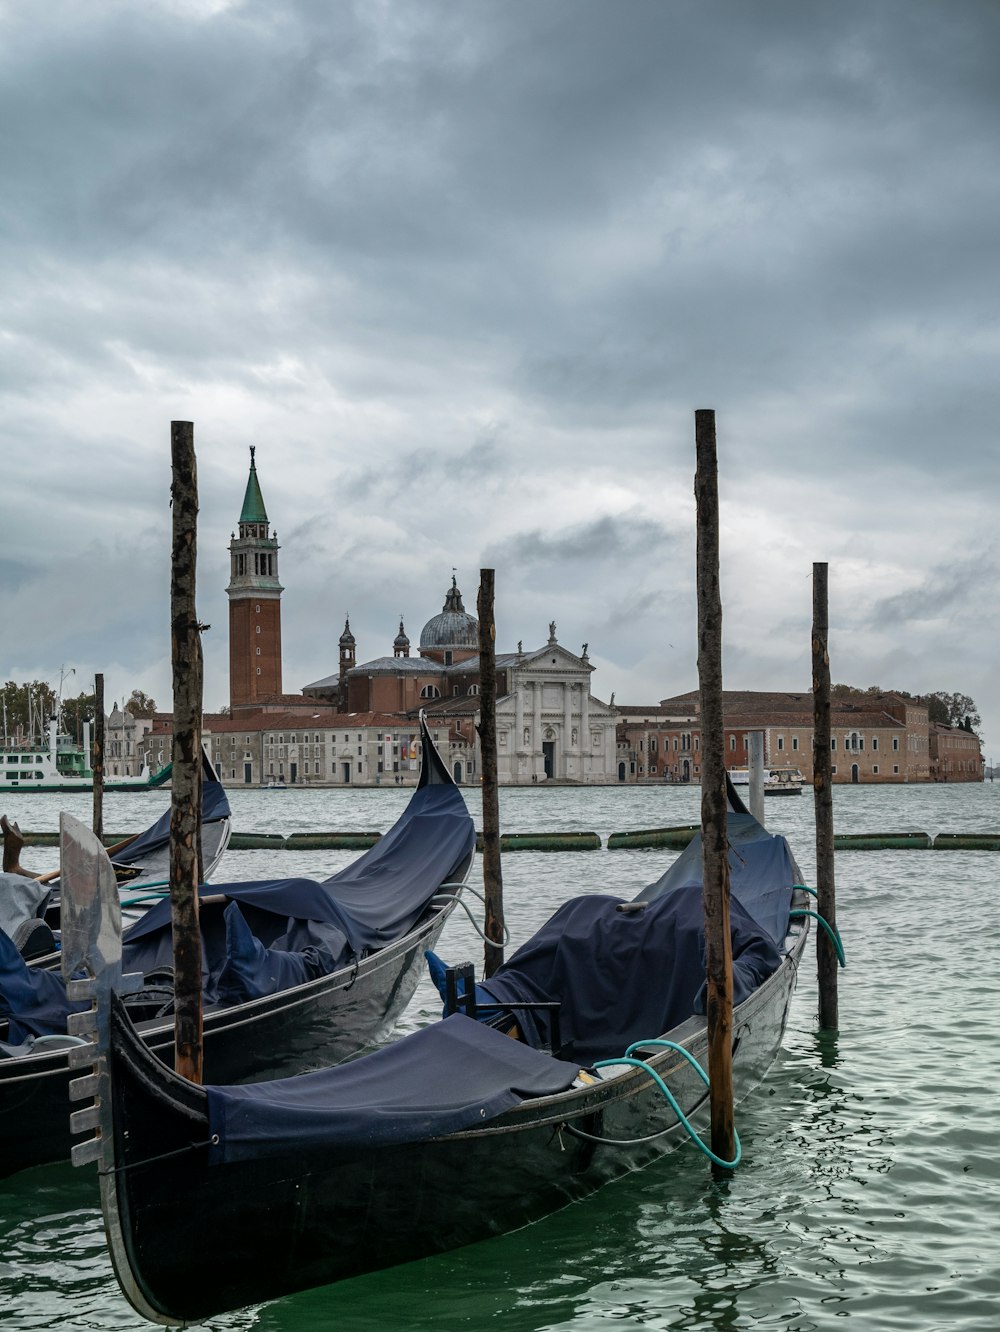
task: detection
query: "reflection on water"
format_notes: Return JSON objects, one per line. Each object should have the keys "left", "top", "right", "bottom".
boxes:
{"left": 2, "top": 783, "right": 999, "bottom": 1330}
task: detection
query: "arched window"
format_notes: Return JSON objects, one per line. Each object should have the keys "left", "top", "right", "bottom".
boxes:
{"left": 420, "top": 685, "right": 441, "bottom": 700}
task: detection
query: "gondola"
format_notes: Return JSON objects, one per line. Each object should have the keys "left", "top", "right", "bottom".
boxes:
{"left": 0, "top": 717, "right": 475, "bottom": 1177}
{"left": 0, "top": 749, "right": 233, "bottom": 958}
{"left": 67, "top": 779, "right": 810, "bottom": 1326}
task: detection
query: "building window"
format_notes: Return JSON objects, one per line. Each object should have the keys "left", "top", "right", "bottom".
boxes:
{"left": 792, "top": 736, "right": 799, "bottom": 751}
{"left": 831, "top": 765, "right": 837, "bottom": 774}
{"left": 730, "top": 736, "right": 736, "bottom": 750}
{"left": 777, "top": 737, "right": 784, "bottom": 751}
{"left": 831, "top": 737, "right": 837, "bottom": 751}
{"left": 420, "top": 685, "right": 441, "bottom": 699}
{"left": 872, "top": 737, "right": 879, "bottom": 751}
{"left": 255, "top": 604, "right": 260, "bottom": 613}
{"left": 256, "top": 647, "right": 261, "bottom": 656}
{"left": 893, "top": 764, "right": 899, "bottom": 774}
{"left": 256, "top": 667, "right": 261, "bottom": 676}
{"left": 893, "top": 737, "right": 899, "bottom": 751}
{"left": 255, "top": 625, "right": 260, "bottom": 634}
{"left": 872, "top": 765, "right": 879, "bottom": 774}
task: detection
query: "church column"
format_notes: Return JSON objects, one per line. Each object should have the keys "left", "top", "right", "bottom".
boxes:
{"left": 580, "top": 681, "right": 590, "bottom": 778}
{"left": 563, "top": 682, "right": 573, "bottom": 779}
{"left": 514, "top": 674, "right": 524, "bottom": 767}
{"left": 532, "top": 681, "right": 542, "bottom": 774}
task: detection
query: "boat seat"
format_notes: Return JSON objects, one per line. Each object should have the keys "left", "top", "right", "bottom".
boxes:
{"left": 442, "top": 961, "right": 563, "bottom": 1055}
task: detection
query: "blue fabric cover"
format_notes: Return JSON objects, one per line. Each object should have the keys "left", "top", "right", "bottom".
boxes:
{"left": 0, "top": 777, "right": 473, "bottom": 1031}
{"left": 474, "top": 889, "right": 783, "bottom": 1063}
{"left": 642, "top": 811, "right": 800, "bottom": 946}
{"left": 206, "top": 1013, "right": 581, "bottom": 1164}
{"left": 0, "top": 930, "right": 84, "bottom": 1043}
{"left": 115, "top": 758, "right": 231, "bottom": 865}
{"left": 427, "top": 809, "right": 797, "bottom": 1062}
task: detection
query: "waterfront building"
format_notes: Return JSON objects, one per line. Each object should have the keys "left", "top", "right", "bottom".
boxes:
{"left": 616, "top": 689, "right": 981, "bottom": 784}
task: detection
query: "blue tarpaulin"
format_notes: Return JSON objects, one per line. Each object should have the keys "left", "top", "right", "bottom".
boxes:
{"left": 206, "top": 1013, "right": 581, "bottom": 1163}
{"left": 0, "top": 775, "right": 474, "bottom": 1031}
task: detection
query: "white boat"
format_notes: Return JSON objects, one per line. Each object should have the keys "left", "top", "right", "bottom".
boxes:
{"left": 0, "top": 720, "right": 168, "bottom": 794}
{"left": 765, "top": 768, "right": 804, "bottom": 796}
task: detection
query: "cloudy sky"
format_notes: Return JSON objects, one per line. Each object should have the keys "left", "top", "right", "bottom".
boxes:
{"left": 3, "top": 0, "right": 998, "bottom": 757}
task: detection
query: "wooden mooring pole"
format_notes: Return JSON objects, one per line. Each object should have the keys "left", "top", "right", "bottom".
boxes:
{"left": 812, "top": 562, "right": 839, "bottom": 1030}
{"left": 169, "top": 422, "right": 205, "bottom": 1083}
{"left": 92, "top": 673, "right": 104, "bottom": 839}
{"left": 477, "top": 568, "right": 505, "bottom": 979}
{"left": 694, "top": 408, "right": 736, "bottom": 1171}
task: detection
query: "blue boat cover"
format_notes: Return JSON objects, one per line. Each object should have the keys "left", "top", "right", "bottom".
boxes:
{"left": 120, "top": 779, "right": 474, "bottom": 1003}
{"left": 640, "top": 810, "right": 800, "bottom": 946}
{"left": 428, "top": 809, "right": 797, "bottom": 1063}
{"left": 115, "top": 761, "right": 231, "bottom": 865}
{"left": 0, "top": 778, "right": 474, "bottom": 1033}
{"left": 0, "top": 929, "right": 86, "bottom": 1043}
{"left": 474, "top": 889, "right": 783, "bottom": 1063}
{"left": 205, "top": 1013, "right": 581, "bottom": 1164}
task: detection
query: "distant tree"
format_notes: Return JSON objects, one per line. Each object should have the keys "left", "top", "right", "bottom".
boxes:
{"left": 61, "top": 691, "right": 97, "bottom": 744}
{"left": 925, "top": 691, "right": 981, "bottom": 732}
{"left": 0, "top": 679, "right": 58, "bottom": 741}
{"left": 126, "top": 689, "right": 158, "bottom": 717}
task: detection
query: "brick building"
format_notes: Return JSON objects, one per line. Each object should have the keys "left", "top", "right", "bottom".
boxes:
{"left": 614, "top": 689, "right": 972, "bottom": 784}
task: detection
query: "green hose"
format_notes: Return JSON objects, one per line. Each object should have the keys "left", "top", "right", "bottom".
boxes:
{"left": 592, "top": 1040, "right": 742, "bottom": 1169}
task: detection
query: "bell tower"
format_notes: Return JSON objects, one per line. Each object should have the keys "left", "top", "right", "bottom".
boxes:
{"left": 227, "top": 447, "right": 284, "bottom": 711}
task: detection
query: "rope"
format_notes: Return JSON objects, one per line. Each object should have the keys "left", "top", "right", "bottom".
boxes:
{"left": 431, "top": 884, "right": 511, "bottom": 949}
{"left": 788, "top": 909, "right": 846, "bottom": 966}
{"left": 578, "top": 1041, "right": 741, "bottom": 1169}
{"left": 98, "top": 1136, "right": 215, "bottom": 1176}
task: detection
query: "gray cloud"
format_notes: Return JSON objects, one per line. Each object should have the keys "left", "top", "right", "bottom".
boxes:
{"left": 3, "top": 0, "right": 998, "bottom": 748}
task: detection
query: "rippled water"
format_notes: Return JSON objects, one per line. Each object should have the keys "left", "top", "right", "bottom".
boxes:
{"left": 2, "top": 783, "right": 998, "bottom": 1330}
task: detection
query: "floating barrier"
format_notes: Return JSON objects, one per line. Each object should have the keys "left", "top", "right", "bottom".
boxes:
{"left": 607, "top": 826, "right": 699, "bottom": 850}
{"left": 931, "top": 833, "right": 1000, "bottom": 851}
{"left": 485, "top": 831, "right": 601, "bottom": 852}
{"left": 284, "top": 832, "right": 381, "bottom": 850}
{"left": 834, "top": 832, "right": 932, "bottom": 850}
{"left": 13, "top": 828, "right": 999, "bottom": 856}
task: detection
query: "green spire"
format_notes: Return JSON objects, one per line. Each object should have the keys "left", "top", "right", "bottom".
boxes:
{"left": 239, "top": 445, "right": 269, "bottom": 526}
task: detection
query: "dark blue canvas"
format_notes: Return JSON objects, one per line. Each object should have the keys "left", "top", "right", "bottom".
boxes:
{"left": 475, "top": 888, "right": 783, "bottom": 1063}
{"left": 206, "top": 1013, "right": 581, "bottom": 1163}
{"left": 116, "top": 755, "right": 231, "bottom": 866}
{"left": 0, "top": 929, "right": 84, "bottom": 1043}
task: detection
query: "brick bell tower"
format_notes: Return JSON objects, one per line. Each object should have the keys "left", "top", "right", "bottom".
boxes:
{"left": 227, "top": 447, "right": 284, "bottom": 711}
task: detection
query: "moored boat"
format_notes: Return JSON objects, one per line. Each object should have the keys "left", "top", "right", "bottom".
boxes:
{"left": 765, "top": 767, "right": 804, "bottom": 795}
{"left": 0, "top": 717, "right": 474, "bottom": 1177}
{"left": 0, "top": 719, "right": 169, "bottom": 793}
{"left": 67, "top": 776, "right": 809, "bottom": 1324}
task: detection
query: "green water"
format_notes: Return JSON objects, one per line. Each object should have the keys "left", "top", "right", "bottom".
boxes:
{"left": 2, "top": 783, "right": 998, "bottom": 1330}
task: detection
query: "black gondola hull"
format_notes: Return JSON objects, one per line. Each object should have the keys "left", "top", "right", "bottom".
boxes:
{"left": 105, "top": 929, "right": 803, "bottom": 1325}
{"left": 0, "top": 901, "right": 456, "bottom": 1177}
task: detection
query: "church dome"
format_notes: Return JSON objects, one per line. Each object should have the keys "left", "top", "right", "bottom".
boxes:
{"left": 419, "top": 576, "right": 479, "bottom": 650}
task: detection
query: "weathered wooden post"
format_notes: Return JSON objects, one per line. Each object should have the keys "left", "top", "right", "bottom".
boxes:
{"left": 477, "top": 568, "right": 505, "bottom": 978}
{"left": 169, "top": 421, "right": 205, "bottom": 1083}
{"left": 694, "top": 408, "right": 736, "bottom": 1171}
{"left": 812, "top": 561, "right": 839, "bottom": 1030}
{"left": 92, "top": 673, "right": 105, "bottom": 840}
